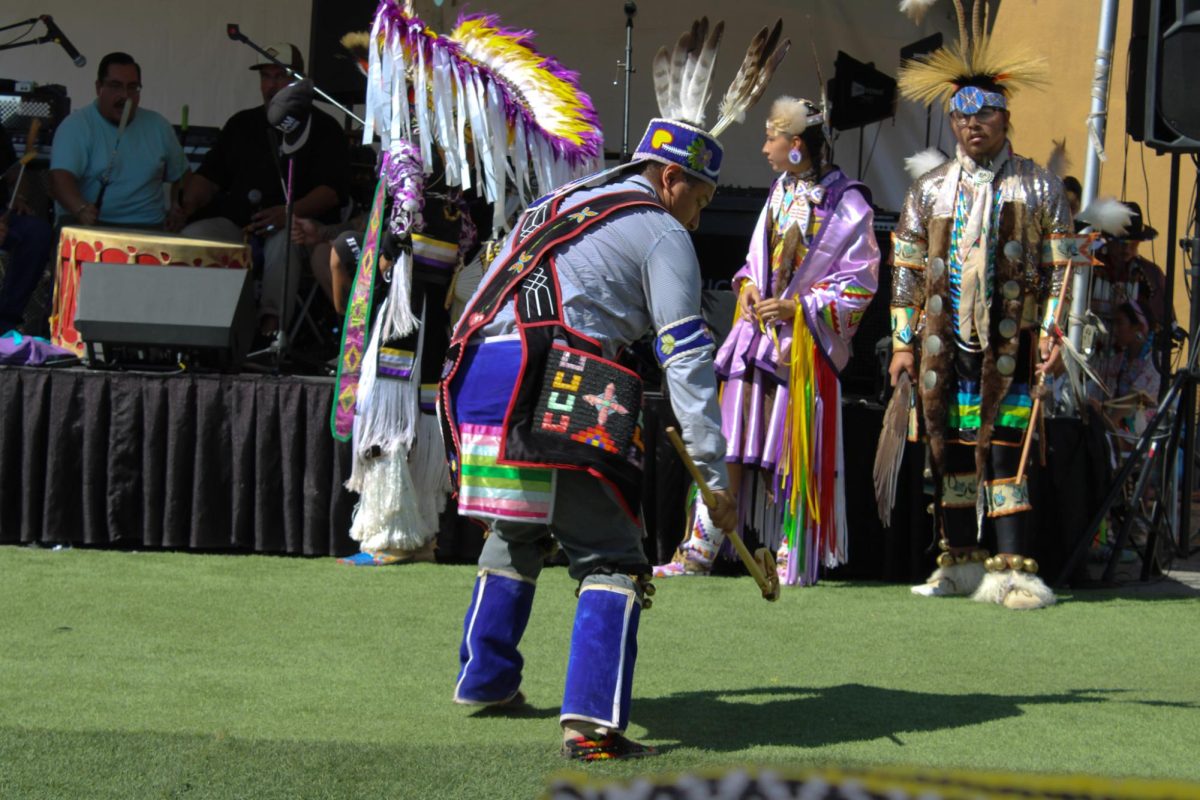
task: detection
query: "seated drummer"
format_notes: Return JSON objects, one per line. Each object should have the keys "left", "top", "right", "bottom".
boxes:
{"left": 48, "top": 52, "right": 190, "bottom": 230}
{"left": 177, "top": 42, "right": 350, "bottom": 337}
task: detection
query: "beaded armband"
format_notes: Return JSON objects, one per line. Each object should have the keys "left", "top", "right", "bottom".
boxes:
{"left": 891, "top": 235, "right": 927, "bottom": 270}
{"left": 891, "top": 306, "right": 919, "bottom": 352}
{"left": 1040, "top": 234, "right": 1075, "bottom": 268}
{"left": 654, "top": 316, "right": 714, "bottom": 367}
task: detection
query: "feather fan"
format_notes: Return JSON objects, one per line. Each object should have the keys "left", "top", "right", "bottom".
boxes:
{"left": 874, "top": 372, "right": 912, "bottom": 527}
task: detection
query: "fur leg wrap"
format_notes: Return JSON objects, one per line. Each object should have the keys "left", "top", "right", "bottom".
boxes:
{"left": 561, "top": 583, "right": 641, "bottom": 733}
{"left": 454, "top": 569, "right": 536, "bottom": 704}
{"left": 911, "top": 560, "right": 986, "bottom": 597}
{"left": 972, "top": 569, "right": 1058, "bottom": 610}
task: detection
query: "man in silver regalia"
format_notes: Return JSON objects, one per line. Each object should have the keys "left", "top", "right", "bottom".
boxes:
{"left": 887, "top": 0, "right": 1073, "bottom": 610}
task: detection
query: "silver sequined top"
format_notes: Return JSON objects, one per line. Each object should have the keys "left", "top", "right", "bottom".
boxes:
{"left": 891, "top": 152, "right": 1074, "bottom": 315}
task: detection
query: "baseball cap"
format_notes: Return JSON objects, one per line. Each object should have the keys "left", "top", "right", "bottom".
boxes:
{"left": 251, "top": 42, "right": 304, "bottom": 73}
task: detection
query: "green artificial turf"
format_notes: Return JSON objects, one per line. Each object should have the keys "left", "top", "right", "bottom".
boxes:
{"left": 1, "top": 546, "right": 1198, "bottom": 799}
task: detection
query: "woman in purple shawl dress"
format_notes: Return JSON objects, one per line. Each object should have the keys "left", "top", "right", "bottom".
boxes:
{"left": 655, "top": 96, "right": 880, "bottom": 586}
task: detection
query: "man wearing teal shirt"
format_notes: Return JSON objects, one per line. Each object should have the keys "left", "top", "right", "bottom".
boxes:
{"left": 49, "top": 52, "right": 188, "bottom": 229}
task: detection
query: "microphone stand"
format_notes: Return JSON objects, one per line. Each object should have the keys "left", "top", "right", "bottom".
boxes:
{"left": 619, "top": 2, "right": 637, "bottom": 162}
{"left": 226, "top": 24, "right": 365, "bottom": 127}
{"left": 0, "top": 17, "right": 59, "bottom": 54}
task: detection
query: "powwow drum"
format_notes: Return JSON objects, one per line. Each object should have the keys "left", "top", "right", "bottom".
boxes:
{"left": 50, "top": 225, "right": 251, "bottom": 355}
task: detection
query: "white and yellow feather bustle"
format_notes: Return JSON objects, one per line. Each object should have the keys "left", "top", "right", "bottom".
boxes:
{"left": 362, "top": 0, "right": 603, "bottom": 235}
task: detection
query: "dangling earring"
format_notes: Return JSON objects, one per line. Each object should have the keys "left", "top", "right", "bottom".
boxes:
{"left": 788, "top": 147, "right": 803, "bottom": 165}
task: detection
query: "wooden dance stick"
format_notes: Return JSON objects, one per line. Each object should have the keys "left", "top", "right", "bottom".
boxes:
{"left": 1016, "top": 262, "right": 1074, "bottom": 485}
{"left": 665, "top": 426, "right": 779, "bottom": 602}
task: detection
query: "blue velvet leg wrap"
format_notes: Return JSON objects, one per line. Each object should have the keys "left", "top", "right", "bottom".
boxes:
{"left": 560, "top": 583, "right": 641, "bottom": 732}
{"left": 454, "top": 568, "right": 536, "bottom": 704}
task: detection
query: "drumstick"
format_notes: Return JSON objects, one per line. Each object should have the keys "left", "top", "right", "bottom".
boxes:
{"left": 5, "top": 119, "right": 40, "bottom": 214}
{"left": 94, "top": 100, "right": 133, "bottom": 214}
{"left": 665, "top": 426, "right": 779, "bottom": 601}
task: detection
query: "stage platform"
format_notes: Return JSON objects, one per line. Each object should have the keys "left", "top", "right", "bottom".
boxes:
{"left": 0, "top": 365, "right": 1106, "bottom": 584}
{"left": 0, "top": 365, "right": 357, "bottom": 555}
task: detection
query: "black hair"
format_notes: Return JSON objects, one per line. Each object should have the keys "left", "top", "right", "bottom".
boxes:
{"left": 957, "top": 76, "right": 1008, "bottom": 96}
{"left": 1063, "top": 176, "right": 1082, "bottom": 195}
{"left": 639, "top": 159, "right": 707, "bottom": 188}
{"left": 97, "top": 52, "right": 141, "bottom": 84}
{"left": 799, "top": 125, "right": 827, "bottom": 173}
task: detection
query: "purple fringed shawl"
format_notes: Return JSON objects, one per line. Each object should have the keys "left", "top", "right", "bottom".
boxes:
{"left": 712, "top": 168, "right": 880, "bottom": 583}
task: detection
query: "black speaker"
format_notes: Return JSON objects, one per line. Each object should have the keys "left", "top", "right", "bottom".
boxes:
{"left": 1158, "top": 1, "right": 1200, "bottom": 141}
{"left": 308, "top": 0, "right": 379, "bottom": 105}
{"left": 828, "top": 51, "right": 897, "bottom": 132}
{"left": 1142, "top": 0, "right": 1200, "bottom": 153}
{"left": 1127, "top": 0, "right": 1151, "bottom": 142}
{"left": 75, "top": 263, "right": 255, "bottom": 366}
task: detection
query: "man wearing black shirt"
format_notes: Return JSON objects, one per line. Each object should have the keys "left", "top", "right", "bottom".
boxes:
{"left": 178, "top": 42, "right": 349, "bottom": 334}
{"left": 0, "top": 126, "right": 54, "bottom": 332}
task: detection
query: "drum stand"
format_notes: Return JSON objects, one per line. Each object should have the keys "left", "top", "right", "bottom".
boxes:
{"left": 246, "top": 156, "right": 297, "bottom": 372}
{"left": 1056, "top": 156, "right": 1200, "bottom": 585}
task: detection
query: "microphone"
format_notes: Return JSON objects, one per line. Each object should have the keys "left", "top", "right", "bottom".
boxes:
{"left": 40, "top": 16, "right": 86, "bottom": 68}
{"left": 247, "top": 188, "right": 278, "bottom": 235}
{"left": 246, "top": 189, "right": 267, "bottom": 265}
{"left": 267, "top": 80, "right": 314, "bottom": 156}
{"left": 226, "top": 24, "right": 245, "bottom": 42}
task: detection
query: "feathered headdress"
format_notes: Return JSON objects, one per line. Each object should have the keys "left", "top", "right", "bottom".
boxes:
{"left": 633, "top": 18, "right": 790, "bottom": 185}
{"left": 896, "top": 0, "right": 1046, "bottom": 112}
{"left": 766, "top": 95, "right": 825, "bottom": 137}
{"left": 332, "top": 1, "right": 606, "bottom": 446}
{"left": 360, "top": 0, "right": 603, "bottom": 234}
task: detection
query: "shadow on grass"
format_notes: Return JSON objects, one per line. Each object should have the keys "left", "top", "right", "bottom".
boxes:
{"left": 637, "top": 684, "right": 1129, "bottom": 752}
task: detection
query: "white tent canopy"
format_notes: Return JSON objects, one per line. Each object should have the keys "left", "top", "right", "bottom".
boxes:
{"left": 2, "top": 0, "right": 970, "bottom": 209}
